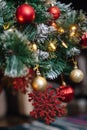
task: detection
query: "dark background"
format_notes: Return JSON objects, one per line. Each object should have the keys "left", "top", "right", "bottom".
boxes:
{"left": 60, "top": 0, "right": 87, "bottom": 11}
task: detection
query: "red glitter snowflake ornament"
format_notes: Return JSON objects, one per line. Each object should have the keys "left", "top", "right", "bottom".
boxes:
{"left": 28, "top": 86, "right": 66, "bottom": 124}
{"left": 13, "top": 68, "right": 35, "bottom": 93}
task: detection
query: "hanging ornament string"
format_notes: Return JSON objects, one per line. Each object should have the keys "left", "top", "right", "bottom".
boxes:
{"left": 33, "top": 64, "right": 40, "bottom": 76}
{"left": 72, "top": 57, "right": 78, "bottom": 68}
{"left": 60, "top": 73, "right": 66, "bottom": 86}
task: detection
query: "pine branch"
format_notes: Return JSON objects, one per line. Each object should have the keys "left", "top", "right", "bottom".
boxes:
{"left": 39, "top": 58, "right": 67, "bottom": 79}
{"left": 0, "top": 0, "right": 86, "bottom": 79}
{"left": 0, "top": 30, "right": 35, "bottom": 77}
{"left": 23, "top": 24, "right": 37, "bottom": 41}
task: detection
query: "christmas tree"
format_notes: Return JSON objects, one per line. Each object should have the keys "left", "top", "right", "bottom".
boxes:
{"left": 0, "top": 0, "right": 87, "bottom": 124}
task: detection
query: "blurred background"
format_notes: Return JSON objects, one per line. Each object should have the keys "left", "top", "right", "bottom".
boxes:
{"left": 60, "top": 0, "right": 87, "bottom": 11}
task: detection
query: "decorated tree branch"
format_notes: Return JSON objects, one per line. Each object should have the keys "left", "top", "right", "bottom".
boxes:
{"left": 0, "top": 0, "right": 87, "bottom": 124}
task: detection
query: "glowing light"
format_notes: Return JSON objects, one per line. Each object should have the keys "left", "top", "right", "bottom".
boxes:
{"left": 32, "top": 43, "right": 37, "bottom": 51}
{"left": 70, "top": 32, "right": 75, "bottom": 37}
{"left": 71, "top": 25, "right": 77, "bottom": 31}
{"left": 58, "top": 27, "right": 64, "bottom": 33}
{"left": 62, "top": 41, "right": 68, "bottom": 48}
{"left": 48, "top": 42, "right": 57, "bottom": 51}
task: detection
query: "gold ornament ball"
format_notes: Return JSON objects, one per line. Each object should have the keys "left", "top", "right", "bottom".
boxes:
{"left": 70, "top": 69, "right": 84, "bottom": 83}
{"left": 31, "top": 76, "right": 47, "bottom": 91}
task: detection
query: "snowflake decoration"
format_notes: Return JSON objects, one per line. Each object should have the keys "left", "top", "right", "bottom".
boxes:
{"left": 13, "top": 68, "right": 35, "bottom": 93}
{"left": 28, "top": 86, "right": 66, "bottom": 124}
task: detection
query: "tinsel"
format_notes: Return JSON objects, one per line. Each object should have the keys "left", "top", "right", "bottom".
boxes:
{"left": 0, "top": 0, "right": 6, "bottom": 8}
{"left": 0, "top": 0, "right": 6, "bottom": 26}
{"left": 46, "top": 68, "right": 61, "bottom": 79}
{"left": 36, "top": 23, "right": 56, "bottom": 43}
{"left": 28, "top": 86, "right": 66, "bottom": 124}
{"left": 37, "top": 50, "right": 49, "bottom": 60}
{"left": 44, "top": 60, "right": 66, "bottom": 80}
{"left": 67, "top": 47, "right": 80, "bottom": 57}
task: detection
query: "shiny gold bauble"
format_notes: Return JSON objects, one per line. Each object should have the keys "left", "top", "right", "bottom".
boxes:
{"left": 31, "top": 76, "right": 47, "bottom": 91}
{"left": 70, "top": 68, "right": 84, "bottom": 83}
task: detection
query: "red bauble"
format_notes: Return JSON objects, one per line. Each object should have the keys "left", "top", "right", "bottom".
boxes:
{"left": 48, "top": 6, "right": 60, "bottom": 20}
{"left": 80, "top": 33, "right": 87, "bottom": 48}
{"left": 16, "top": 4, "right": 35, "bottom": 24}
{"left": 59, "top": 85, "right": 74, "bottom": 102}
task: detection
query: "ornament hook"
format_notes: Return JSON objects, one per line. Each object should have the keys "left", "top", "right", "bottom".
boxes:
{"left": 34, "top": 64, "right": 41, "bottom": 76}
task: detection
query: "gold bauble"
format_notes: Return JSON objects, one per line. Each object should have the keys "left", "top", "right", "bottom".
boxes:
{"left": 31, "top": 76, "right": 47, "bottom": 91}
{"left": 70, "top": 68, "right": 84, "bottom": 83}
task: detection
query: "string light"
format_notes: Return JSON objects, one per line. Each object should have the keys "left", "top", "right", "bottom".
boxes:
{"left": 70, "top": 32, "right": 75, "bottom": 37}
{"left": 58, "top": 27, "right": 65, "bottom": 34}
{"left": 48, "top": 40, "right": 57, "bottom": 51}
{"left": 57, "top": 37, "right": 68, "bottom": 49}
{"left": 32, "top": 43, "right": 37, "bottom": 51}
{"left": 70, "top": 25, "right": 77, "bottom": 31}
{"left": 29, "top": 43, "right": 37, "bottom": 52}
{"left": 70, "top": 25, "right": 77, "bottom": 37}
{"left": 62, "top": 41, "right": 68, "bottom": 48}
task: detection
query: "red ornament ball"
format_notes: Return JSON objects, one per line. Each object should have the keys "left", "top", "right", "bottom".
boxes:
{"left": 16, "top": 4, "right": 35, "bottom": 24}
{"left": 80, "top": 32, "right": 87, "bottom": 49}
{"left": 48, "top": 6, "right": 60, "bottom": 20}
{"left": 59, "top": 85, "right": 74, "bottom": 102}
